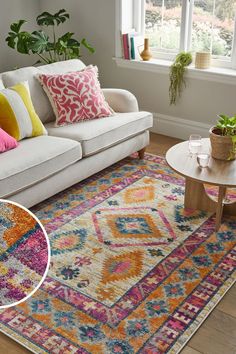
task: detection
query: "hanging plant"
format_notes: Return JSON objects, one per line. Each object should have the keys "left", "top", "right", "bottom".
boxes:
{"left": 169, "top": 52, "right": 192, "bottom": 105}
{"left": 6, "top": 9, "right": 95, "bottom": 65}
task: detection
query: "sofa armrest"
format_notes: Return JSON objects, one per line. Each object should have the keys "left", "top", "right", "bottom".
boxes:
{"left": 102, "top": 88, "right": 139, "bottom": 113}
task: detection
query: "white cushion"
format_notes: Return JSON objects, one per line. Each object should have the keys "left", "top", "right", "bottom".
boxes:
{"left": 0, "top": 136, "right": 82, "bottom": 198}
{"left": 0, "top": 79, "right": 4, "bottom": 89}
{"left": 45, "top": 111, "right": 153, "bottom": 157}
{"left": 2, "top": 67, "right": 54, "bottom": 124}
{"left": 38, "top": 59, "right": 86, "bottom": 75}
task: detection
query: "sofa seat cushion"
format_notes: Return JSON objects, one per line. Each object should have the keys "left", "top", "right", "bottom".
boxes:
{"left": 0, "top": 136, "right": 82, "bottom": 198}
{"left": 46, "top": 111, "right": 153, "bottom": 157}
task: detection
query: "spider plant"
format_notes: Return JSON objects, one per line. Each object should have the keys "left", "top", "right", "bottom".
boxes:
{"left": 169, "top": 52, "right": 192, "bottom": 105}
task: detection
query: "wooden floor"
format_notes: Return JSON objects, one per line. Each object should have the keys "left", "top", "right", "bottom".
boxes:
{"left": 0, "top": 132, "right": 235, "bottom": 354}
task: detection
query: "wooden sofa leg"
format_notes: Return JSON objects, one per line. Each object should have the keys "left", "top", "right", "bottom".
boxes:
{"left": 138, "top": 147, "right": 146, "bottom": 159}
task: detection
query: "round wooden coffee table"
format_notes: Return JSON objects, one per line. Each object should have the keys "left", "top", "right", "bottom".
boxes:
{"left": 166, "top": 138, "right": 236, "bottom": 230}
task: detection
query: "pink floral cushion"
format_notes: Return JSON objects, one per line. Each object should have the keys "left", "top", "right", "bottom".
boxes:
{"left": 0, "top": 128, "right": 18, "bottom": 153}
{"left": 37, "top": 66, "right": 113, "bottom": 127}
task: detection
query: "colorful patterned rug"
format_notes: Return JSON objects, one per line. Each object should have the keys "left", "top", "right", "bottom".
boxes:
{"left": 204, "top": 184, "right": 236, "bottom": 204}
{"left": 0, "top": 154, "right": 235, "bottom": 353}
{"left": 0, "top": 201, "right": 49, "bottom": 307}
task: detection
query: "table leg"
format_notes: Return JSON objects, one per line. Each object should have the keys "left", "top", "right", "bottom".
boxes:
{"left": 215, "top": 186, "right": 226, "bottom": 231}
{"left": 224, "top": 202, "right": 236, "bottom": 216}
{"left": 185, "top": 180, "right": 235, "bottom": 231}
{"left": 184, "top": 178, "right": 216, "bottom": 212}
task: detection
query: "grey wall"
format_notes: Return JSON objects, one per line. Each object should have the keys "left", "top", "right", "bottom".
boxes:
{"left": 0, "top": 0, "right": 40, "bottom": 71}
{"left": 39, "top": 0, "right": 112, "bottom": 68}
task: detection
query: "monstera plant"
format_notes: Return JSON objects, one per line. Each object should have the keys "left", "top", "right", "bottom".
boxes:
{"left": 6, "top": 9, "right": 95, "bottom": 65}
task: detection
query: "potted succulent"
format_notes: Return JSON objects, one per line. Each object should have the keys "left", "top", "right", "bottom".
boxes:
{"left": 210, "top": 114, "right": 236, "bottom": 161}
{"left": 169, "top": 52, "right": 192, "bottom": 105}
{"left": 6, "top": 9, "right": 95, "bottom": 65}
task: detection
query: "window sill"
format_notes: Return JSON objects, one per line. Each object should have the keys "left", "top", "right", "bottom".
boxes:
{"left": 114, "top": 57, "right": 236, "bottom": 85}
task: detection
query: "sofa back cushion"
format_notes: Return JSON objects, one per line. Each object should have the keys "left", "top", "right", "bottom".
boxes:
{"left": 1, "top": 59, "right": 86, "bottom": 124}
{"left": 2, "top": 66, "right": 55, "bottom": 124}
{"left": 38, "top": 59, "right": 86, "bottom": 75}
{"left": 0, "top": 79, "right": 4, "bottom": 90}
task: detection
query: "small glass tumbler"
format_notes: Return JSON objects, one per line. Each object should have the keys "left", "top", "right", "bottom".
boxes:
{"left": 189, "top": 135, "right": 202, "bottom": 155}
{"left": 197, "top": 153, "right": 210, "bottom": 168}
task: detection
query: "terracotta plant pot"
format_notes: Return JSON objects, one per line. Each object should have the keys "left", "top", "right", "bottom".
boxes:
{"left": 209, "top": 126, "right": 236, "bottom": 161}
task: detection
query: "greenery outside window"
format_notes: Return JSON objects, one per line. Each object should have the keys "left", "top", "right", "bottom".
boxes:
{"left": 145, "top": 0, "right": 236, "bottom": 68}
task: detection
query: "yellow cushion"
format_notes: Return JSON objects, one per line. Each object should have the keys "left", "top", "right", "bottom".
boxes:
{"left": 0, "top": 81, "right": 47, "bottom": 141}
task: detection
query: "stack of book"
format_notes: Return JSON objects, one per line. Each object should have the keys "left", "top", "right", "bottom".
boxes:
{"left": 121, "top": 33, "right": 144, "bottom": 60}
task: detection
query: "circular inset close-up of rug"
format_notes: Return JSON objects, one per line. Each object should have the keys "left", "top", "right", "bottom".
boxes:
{"left": 0, "top": 199, "right": 50, "bottom": 308}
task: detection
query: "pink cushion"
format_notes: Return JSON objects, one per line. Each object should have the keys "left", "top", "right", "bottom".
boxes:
{"left": 0, "top": 128, "right": 18, "bottom": 153}
{"left": 37, "top": 66, "right": 113, "bottom": 127}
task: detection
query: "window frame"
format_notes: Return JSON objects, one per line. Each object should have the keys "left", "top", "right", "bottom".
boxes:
{"left": 129, "top": 0, "right": 236, "bottom": 69}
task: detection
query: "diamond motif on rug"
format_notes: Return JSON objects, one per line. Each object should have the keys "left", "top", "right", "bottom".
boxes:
{"left": 124, "top": 185, "right": 155, "bottom": 203}
{"left": 51, "top": 228, "right": 87, "bottom": 255}
{"left": 164, "top": 282, "right": 185, "bottom": 298}
{"left": 92, "top": 206, "right": 176, "bottom": 248}
{"left": 175, "top": 204, "right": 207, "bottom": 223}
{"left": 178, "top": 267, "right": 200, "bottom": 281}
{"left": 31, "top": 299, "right": 51, "bottom": 314}
{"left": 115, "top": 216, "right": 152, "bottom": 235}
{"left": 146, "top": 299, "right": 169, "bottom": 317}
{"left": 101, "top": 250, "right": 143, "bottom": 284}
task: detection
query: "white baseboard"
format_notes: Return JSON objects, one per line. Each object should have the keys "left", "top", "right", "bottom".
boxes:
{"left": 150, "top": 113, "right": 211, "bottom": 140}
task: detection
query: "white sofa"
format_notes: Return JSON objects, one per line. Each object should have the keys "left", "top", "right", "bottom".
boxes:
{"left": 0, "top": 59, "right": 153, "bottom": 208}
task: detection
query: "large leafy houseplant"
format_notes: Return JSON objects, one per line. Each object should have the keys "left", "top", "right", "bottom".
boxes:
{"left": 6, "top": 9, "right": 95, "bottom": 65}
{"left": 210, "top": 114, "right": 236, "bottom": 160}
{"left": 169, "top": 52, "right": 192, "bottom": 105}
{"left": 216, "top": 114, "right": 236, "bottom": 137}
